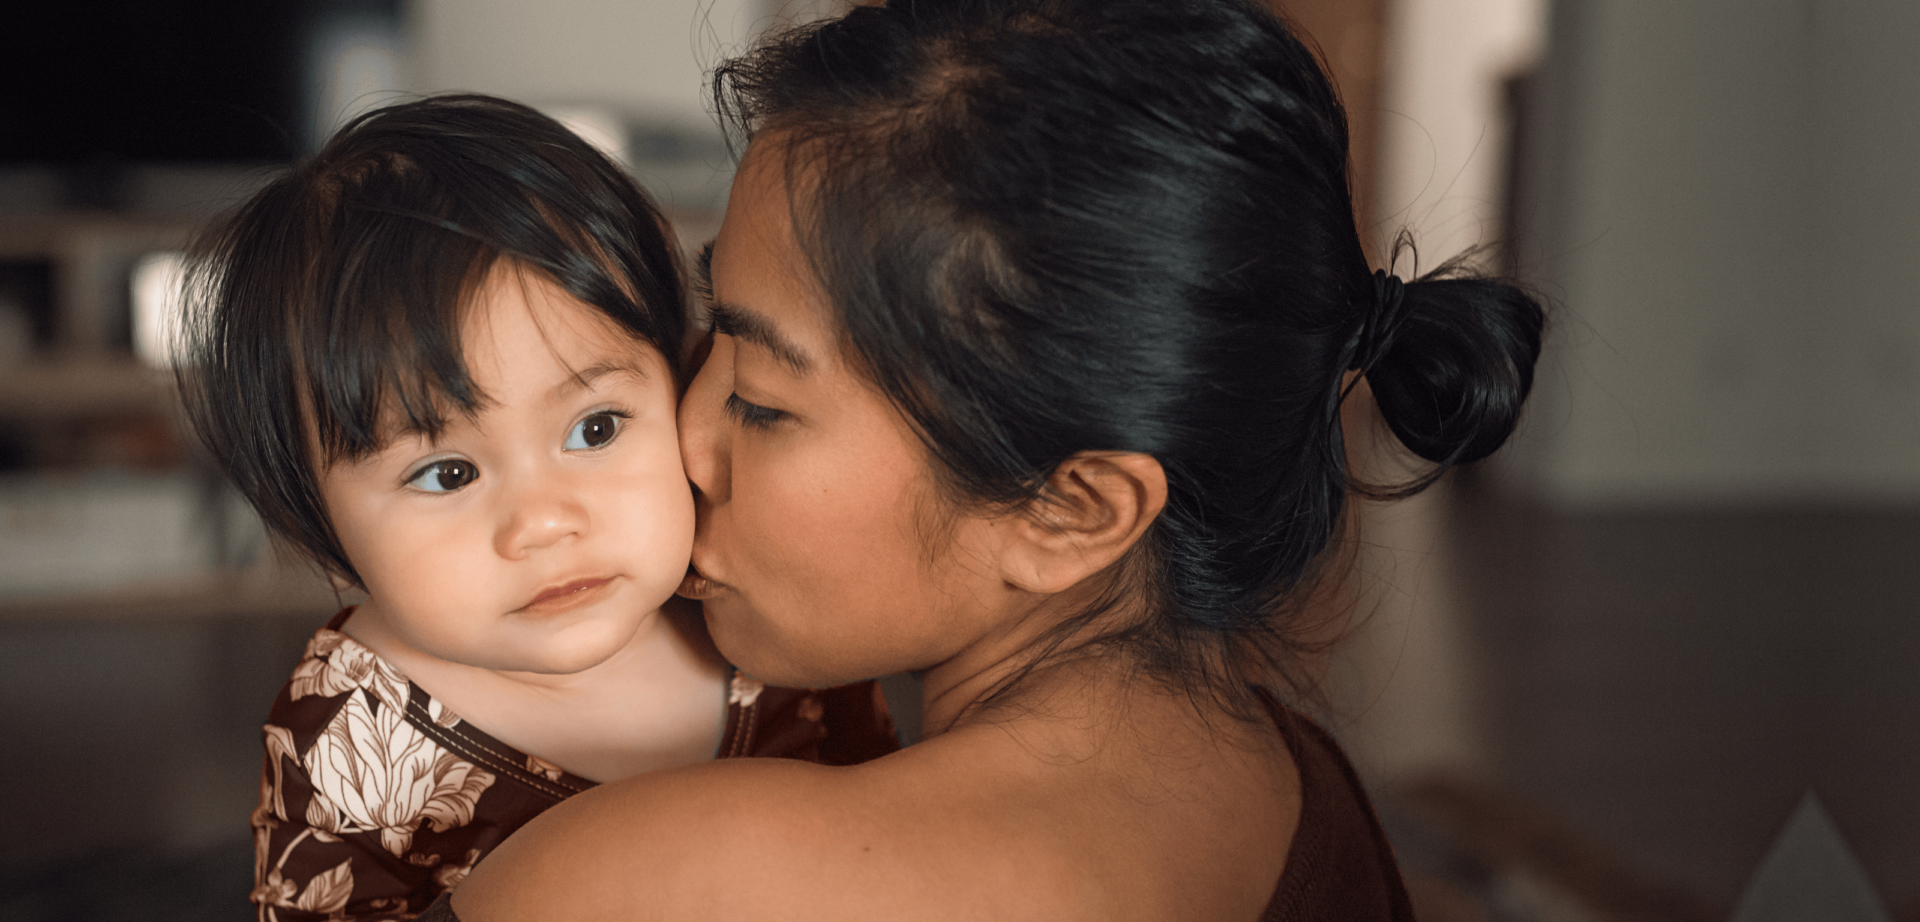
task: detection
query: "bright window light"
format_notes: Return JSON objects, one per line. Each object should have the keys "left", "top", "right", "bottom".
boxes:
{"left": 547, "top": 107, "right": 628, "bottom": 166}
{"left": 131, "top": 251, "right": 186, "bottom": 368}
{"left": 312, "top": 21, "right": 406, "bottom": 145}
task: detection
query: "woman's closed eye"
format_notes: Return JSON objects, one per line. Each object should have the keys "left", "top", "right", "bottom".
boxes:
{"left": 725, "top": 393, "right": 788, "bottom": 429}
{"left": 405, "top": 458, "right": 479, "bottom": 493}
{"left": 563, "top": 410, "right": 630, "bottom": 451}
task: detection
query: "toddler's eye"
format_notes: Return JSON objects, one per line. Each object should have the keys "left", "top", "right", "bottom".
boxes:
{"left": 405, "top": 459, "right": 477, "bottom": 493}
{"left": 564, "top": 411, "right": 625, "bottom": 451}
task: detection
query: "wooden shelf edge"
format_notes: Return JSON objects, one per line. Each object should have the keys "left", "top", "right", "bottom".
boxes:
{"left": 0, "top": 357, "right": 177, "bottom": 418}
{"left": 0, "top": 570, "right": 343, "bottom": 623}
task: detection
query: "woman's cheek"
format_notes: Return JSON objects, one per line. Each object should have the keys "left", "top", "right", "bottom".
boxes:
{"left": 736, "top": 440, "right": 864, "bottom": 609}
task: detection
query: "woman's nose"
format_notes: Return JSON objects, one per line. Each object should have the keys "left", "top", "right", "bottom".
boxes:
{"left": 679, "top": 333, "right": 733, "bottom": 506}
{"left": 494, "top": 481, "right": 590, "bottom": 559}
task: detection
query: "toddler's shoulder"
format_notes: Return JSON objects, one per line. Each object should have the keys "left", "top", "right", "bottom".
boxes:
{"left": 266, "top": 611, "right": 411, "bottom": 743}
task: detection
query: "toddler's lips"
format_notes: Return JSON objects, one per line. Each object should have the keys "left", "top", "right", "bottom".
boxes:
{"left": 516, "top": 577, "right": 614, "bottom": 614}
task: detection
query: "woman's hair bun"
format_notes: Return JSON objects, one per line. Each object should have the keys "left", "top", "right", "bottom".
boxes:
{"left": 1365, "top": 265, "right": 1546, "bottom": 473}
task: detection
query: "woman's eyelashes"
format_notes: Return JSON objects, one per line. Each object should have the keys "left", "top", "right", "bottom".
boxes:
{"left": 725, "top": 392, "right": 788, "bottom": 429}
{"left": 563, "top": 410, "right": 629, "bottom": 451}
{"left": 692, "top": 243, "right": 716, "bottom": 306}
{"left": 405, "top": 458, "right": 478, "bottom": 493}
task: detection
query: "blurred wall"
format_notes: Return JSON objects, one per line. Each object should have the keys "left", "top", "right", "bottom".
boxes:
{"left": 1510, "top": 0, "right": 1920, "bottom": 507}
{"left": 1809, "top": 1, "right": 1920, "bottom": 502}
{"left": 410, "top": 0, "right": 763, "bottom": 129}
{"left": 1269, "top": 0, "right": 1389, "bottom": 244}
{"left": 1374, "top": 0, "right": 1542, "bottom": 264}
{"left": 1322, "top": 0, "right": 1544, "bottom": 783}
{"left": 401, "top": 0, "right": 784, "bottom": 222}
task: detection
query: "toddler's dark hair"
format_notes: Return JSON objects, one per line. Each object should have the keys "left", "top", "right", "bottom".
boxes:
{"left": 177, "top": 94, "right": 687, "bottom": 587}
{"left": 715, "top": 0, "right": 1544, "bottom": 708}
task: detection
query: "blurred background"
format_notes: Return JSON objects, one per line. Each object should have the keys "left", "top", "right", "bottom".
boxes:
{"left": 0, "top": 0, "right": 1911, "bottom": 919}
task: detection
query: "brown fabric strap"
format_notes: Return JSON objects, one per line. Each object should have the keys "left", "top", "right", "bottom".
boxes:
{"left": 1258, "top": 689, "right": 1416, "bottom": 921}
{"left": 401, "top": 685, "right": 593, "bottom": 802}
{"left": 414, "top": 893, "right": 459, "bottom": 922}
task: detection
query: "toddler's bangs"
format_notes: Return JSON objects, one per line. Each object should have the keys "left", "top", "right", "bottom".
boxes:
{"left": 300, "top": 208, "right": 500, "bottom": 466}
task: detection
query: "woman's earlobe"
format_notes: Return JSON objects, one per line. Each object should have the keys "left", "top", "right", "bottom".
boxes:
{"left": 999, "top": 452, "right": 1167, "bottom": 593}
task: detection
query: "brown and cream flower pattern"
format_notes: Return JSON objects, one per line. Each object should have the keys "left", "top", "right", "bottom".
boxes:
{"left": 300, "top": 684, "right": 494, "bottom": 857}
{"left": 250, "top": 610, "right": 897, "bottom": 920}
{"left": 251, "top": 626, "right": 503, "bottom": 922}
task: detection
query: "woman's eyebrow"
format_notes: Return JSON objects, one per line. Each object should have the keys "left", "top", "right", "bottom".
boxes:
{"left": 698, "top": 239, "right": 813, "bottom": 376}
{"left": 708, "top": 302, "right": 814, "bottom": 376}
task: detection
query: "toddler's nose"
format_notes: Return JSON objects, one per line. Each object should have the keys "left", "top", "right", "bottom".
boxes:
{"left": 496, "top": 483, "right": 589, "bottom": 558}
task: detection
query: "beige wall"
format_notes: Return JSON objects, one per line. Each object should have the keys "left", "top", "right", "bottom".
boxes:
{"left": 1808, "top": 1, "right": 1920, "bottom": 501}
{"left": 1374, "top": 0, "right": 1544, "bottom": 265}
{"left": 1321, "top": 0, "right": 1546, "bottom": 782}
{"left": 410, "top": 0, "right": 765, "bottom": 129}
{"left": 1509, "top": 0, "right": 1920, "bottom": 506}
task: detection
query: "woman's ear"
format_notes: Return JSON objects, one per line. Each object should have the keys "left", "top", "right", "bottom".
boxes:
{"left": 997, "top": 451, "right": 1167, "bottom": 594}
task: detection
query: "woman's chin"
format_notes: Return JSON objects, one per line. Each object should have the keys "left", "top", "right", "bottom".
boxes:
{"left": 700, "top": 603, "right": 796, "bottom": 683}
{"left": 689, "top": 583, "right": 868, "bottom": 686}
{"left": 697, "top": 596, "right": 752, "bottom": 657}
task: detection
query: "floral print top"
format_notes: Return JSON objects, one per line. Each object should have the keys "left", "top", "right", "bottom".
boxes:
{"left": 250, "top": 609, "right": 897, "bottom": 922}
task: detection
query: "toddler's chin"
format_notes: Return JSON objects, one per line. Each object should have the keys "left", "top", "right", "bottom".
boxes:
{"left": 506, "top": 615, "right": 648, "bottom": 676}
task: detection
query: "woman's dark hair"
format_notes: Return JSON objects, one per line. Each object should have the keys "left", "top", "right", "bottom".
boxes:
{"left": 177, "top": 94, "right": 687, "bottom": 587}
{"left": 715, "top": 0, "right": 1544, "bottom": 707}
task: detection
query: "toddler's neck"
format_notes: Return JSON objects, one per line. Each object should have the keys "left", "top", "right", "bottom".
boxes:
{"left": 341, "top": 596, "right": 731, "bottom": 783}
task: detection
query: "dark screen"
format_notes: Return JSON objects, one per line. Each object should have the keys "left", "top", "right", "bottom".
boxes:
{"left": 0, "top": 0, "right": 309, "bottom": 163}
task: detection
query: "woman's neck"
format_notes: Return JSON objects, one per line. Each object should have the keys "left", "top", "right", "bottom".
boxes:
{"left": 916, "top": 634, "right": 1294, "bottom": 835}
{"left": 342, "top": 597, "right": 731, "bottom": 782}
{"left": 916, "top": 577, "right": 1157, "bottom": 739}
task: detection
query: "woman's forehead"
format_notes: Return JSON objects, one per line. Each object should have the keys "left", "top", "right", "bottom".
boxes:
{"left": 708, "top": 144, "right": 841, "bottom": 371}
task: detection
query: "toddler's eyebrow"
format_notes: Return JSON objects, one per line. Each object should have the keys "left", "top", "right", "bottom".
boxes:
{"left": 552, "top": 361, "right": 648, "bottom": 400}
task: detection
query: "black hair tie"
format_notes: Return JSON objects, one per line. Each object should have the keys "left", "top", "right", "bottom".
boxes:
{"left": 1351, "top": 269, "right": 1410, "bottom": 373}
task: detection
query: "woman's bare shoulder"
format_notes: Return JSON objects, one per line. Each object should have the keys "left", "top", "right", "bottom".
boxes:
{"left": 449, "top": 755, "right": 870, "bottom": 921}
{"left": 450, "top": 711, "right": 1297, "bottom": 922}
{"left": 449, "top": 733, "right": 1128, "bottom": 922}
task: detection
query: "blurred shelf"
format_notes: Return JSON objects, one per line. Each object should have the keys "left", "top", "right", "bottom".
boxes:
{"left": 0, "top": 211, "right": 204, "bottom": 362}
{"left": 0, "top": 212, "right": 204, "bottom": 262}
{"left": 0, "top": 355, "right": 175, "bottom": 419}
{"left": 0, "top": 565, "right": 341, "bottom": 623}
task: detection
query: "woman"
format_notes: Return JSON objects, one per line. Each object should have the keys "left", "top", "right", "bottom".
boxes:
{"left": 437, "top": 0, "right": 1542, "bottom": 917}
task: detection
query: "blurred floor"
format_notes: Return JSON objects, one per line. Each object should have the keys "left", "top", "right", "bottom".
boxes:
{"left": 1353, "top": 483, "right": 1918, "bottom": 918}
{"left": 0, "top": 610, "right": 317, "bottom": 921}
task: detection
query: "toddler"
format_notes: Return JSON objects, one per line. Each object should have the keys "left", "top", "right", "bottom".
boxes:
{"left": 175, "top": 95, "right": 894, "bottom": 922}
